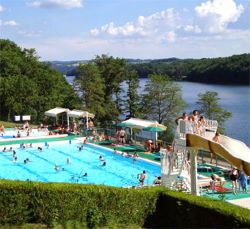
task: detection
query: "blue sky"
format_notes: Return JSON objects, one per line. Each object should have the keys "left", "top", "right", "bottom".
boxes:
{"left": 0, "top": 0, "right": 249, "bottom": 61}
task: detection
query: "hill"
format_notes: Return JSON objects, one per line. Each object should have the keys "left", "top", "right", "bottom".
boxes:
{"left": 48, "top": 54, "right": 250, "bottom": 85}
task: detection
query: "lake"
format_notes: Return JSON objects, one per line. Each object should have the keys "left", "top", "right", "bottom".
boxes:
{"left": 66, "top": 76, "right": 250, "bottom": 146}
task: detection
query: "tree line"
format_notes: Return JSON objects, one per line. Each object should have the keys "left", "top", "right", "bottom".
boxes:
{"left": 128, "top": 54, "right": 250, "bottom": 85}
{"left": 0, "top": 39, "right": 231, "bottom": 141}
{"left": 51, "top": 54, "right": 250, "bottom": 85}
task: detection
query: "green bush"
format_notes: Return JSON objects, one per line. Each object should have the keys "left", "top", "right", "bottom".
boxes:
{"left": 0, "top": 180, "right": 249, "bottom": 228}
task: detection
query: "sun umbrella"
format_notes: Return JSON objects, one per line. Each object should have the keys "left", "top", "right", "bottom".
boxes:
{"left": 143, "top": 123, "right": 167, "bottom": 132}
{"left": 116, "top": 122, "right": 135, "bottom": 127}
{"left": 143, "top": 123, "right": 167, "bottom": 143}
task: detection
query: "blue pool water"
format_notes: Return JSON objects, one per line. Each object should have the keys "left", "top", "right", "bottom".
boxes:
{"left": 0, "top": 142, "right": 160, "bottom": 187}
{"left": 0, "top": 128, "right": 48, "bottom": 139}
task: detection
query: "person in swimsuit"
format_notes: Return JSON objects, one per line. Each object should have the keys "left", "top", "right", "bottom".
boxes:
{"left": 230, "top": 168, "right": 239, "bottom": 195}
{"left": 139, "top": 170, "right": 146, "bottom": 186}
{"left": 153, "top": 176, "right": 161, "bottom": 185}
{"left": 119, "top": 129, "right": 126, "bottom": 144}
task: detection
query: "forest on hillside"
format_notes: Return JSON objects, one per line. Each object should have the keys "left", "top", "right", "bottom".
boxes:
{"left": 51, "top": 54, "right": 250, "bottom": 85}
{"left": 128, "top": 54, "right": 250, "bottom": 85}
{"left": 0, "top": 39, "right": 80, "bottom": 122}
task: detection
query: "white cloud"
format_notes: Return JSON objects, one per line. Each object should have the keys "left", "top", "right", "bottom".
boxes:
{"left": 195, "top": 0, "right": 244, "bottom": 33}
{"left": 90, "top": 8, "right": 180, "bottom": 37}
{"left": 0, "top": 20, "right": 18, "bottom": 26}
{"left": 0, "top": 4, "right": 4, "bottom": 12}
{"left": 19, "top": 26, "right": 250, "bottom": 61}
{"left": 27, "top": 0, "right": 83, "bottom": 9}
{"left": 184, "top": 25, "right": 202, "bottom": 33}
{"left": 166, "top": 31, "right": 176, "bottom": 42}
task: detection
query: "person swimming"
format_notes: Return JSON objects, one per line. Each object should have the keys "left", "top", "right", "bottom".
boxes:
{"left": 99, "top": 156, "right": 105, "bottom": 161}
{"left": 55, "top": 164, "right": 59, "bottom": 172}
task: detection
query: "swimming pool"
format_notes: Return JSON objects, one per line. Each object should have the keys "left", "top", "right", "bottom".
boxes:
{"left": 0, "top": 128, "right": 48, "bottom": 139}
{"left": 0, "top": 141, "right": 161, "bottom": 187}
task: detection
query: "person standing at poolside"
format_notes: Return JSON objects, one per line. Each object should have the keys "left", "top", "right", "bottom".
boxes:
{"left": 238, "top": 170, "right": 248, "bottom": 193}
{"left": 230, "top": 168, "right": 239, "bottom": 195}
{"left": 139, "top": 170, "right": 146, "bottom": 186}
{"left": 119, "top": 128, "right": 126, "bottom": 144}
{"left": 175, "top": 112, "right": 188, "bottom": 125}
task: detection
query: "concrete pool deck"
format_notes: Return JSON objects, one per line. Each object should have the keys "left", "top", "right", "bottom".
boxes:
{"left": 227, "top": 197, "right": 250, "bottom": 210}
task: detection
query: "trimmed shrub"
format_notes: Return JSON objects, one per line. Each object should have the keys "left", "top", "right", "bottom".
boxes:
{"left": 0, "top": 180, "right": 249, "bottom": 228}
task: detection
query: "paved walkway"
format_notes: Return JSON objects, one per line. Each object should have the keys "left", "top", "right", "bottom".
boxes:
{"left": 227, "top": 197, "right": 250, "bottom": 210}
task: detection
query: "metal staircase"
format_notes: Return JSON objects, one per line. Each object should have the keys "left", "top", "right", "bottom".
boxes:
{"left": 161, "top": 138, "right": 191, "bottom": 192}
{"left": 161, "top": 118, "right": 218, "bottom": 193}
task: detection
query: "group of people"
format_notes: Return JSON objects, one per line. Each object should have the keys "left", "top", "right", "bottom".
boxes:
{"left": 175, "top": 110, "right": 208, "bottom": 136}
{"left": 138, "top": 170, "right": 161, "bottom": 186}
{"left": 229, "top": 168, "right": 248, "bottom": 194}
{"left": 144, "top": 140, "right": 161, "bottom": 153}
{"left": 209, "top": 168, "right": 248, "bottom": 194}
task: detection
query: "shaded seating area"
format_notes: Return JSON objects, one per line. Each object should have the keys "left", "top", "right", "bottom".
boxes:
{"left": 44, "top": 107, "right": 95, "bottom": 135}
{"left": 117, "top": 118, "right": 167, "bottom": 153}
{"left": 44, "top": 107, "right": 70, "bottom": 133}
{"left": 68, "top": 109, "right": 95, "bottom": 135}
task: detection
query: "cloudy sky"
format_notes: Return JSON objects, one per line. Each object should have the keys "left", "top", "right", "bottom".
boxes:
{"left": 0, "top": 0, "right": 249, "bottom": 61}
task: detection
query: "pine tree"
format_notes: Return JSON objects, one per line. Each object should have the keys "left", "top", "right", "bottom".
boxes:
{"left": 197, "top": 91, "right": 231, "bottom": 133}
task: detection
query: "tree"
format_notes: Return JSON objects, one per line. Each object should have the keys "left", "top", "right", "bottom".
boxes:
{"left": 125, "top": 70, "right": 140, "bottom": 118}
{"left": 94, "top": 55, "right": 127, "bottom": 125}
{"left": 196, "top": 91, "right": 232, "bottom": 133}
{"left": 75, "top": 63, "right": 106, "bottom": 121}
{"left": 141, "top": 74, "right": 185, "bottom": 141}
{"left": 0, "top": 39, "right": 80, "bottom": 122}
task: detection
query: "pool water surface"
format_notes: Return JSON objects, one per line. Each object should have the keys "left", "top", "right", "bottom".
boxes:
{"left": 0, "top": 141, "right": 160, "bottom": 187}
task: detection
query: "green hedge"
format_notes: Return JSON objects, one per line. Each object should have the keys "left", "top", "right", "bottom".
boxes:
{"left": 0, "top": 180, "right": 249, "bottom": 228}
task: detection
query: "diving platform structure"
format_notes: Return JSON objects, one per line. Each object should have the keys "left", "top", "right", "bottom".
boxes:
{"left": 160, "top": 119, "right": 250, "bottom": 196}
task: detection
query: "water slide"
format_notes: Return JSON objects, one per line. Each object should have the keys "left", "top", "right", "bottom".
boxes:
{"left": 186, "top": 132, "right": 250, "bottom": 176}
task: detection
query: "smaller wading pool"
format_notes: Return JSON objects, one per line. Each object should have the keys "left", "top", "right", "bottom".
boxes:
{"left": 0, "top": 141, "right": 161, "bottom": 187}
{"left": 0, "top": 128, "right": 49, "bottom": 139}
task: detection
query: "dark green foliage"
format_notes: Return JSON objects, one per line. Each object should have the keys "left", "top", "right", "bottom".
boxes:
{"left": 94, "top": 55, "right": 127, "bottom": 125}
{"left": 75, "top": 63, "right": 106, "bottom": 121}
{"left": 141, "top": 74, "right": 185, "bottom": 141}
{"left": 125, "top": 70, "right": 140, "bottom": 118}
{"left": 0, "top": 39, "right": 80, "bottom": 122}
{"left": 75, "top": 55, "right": 127, "bottom": 127}
{"left": 129, "top": 54, "right": 250, "bottom": 85}
{"left": 0, "top": 181, "right": 249, "bottom": 228}
{"left": 144, "top": 190, "right": 250, "bottom": 228}
{"left": 197, "top": 91, "right": 232, "bottom": 133}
